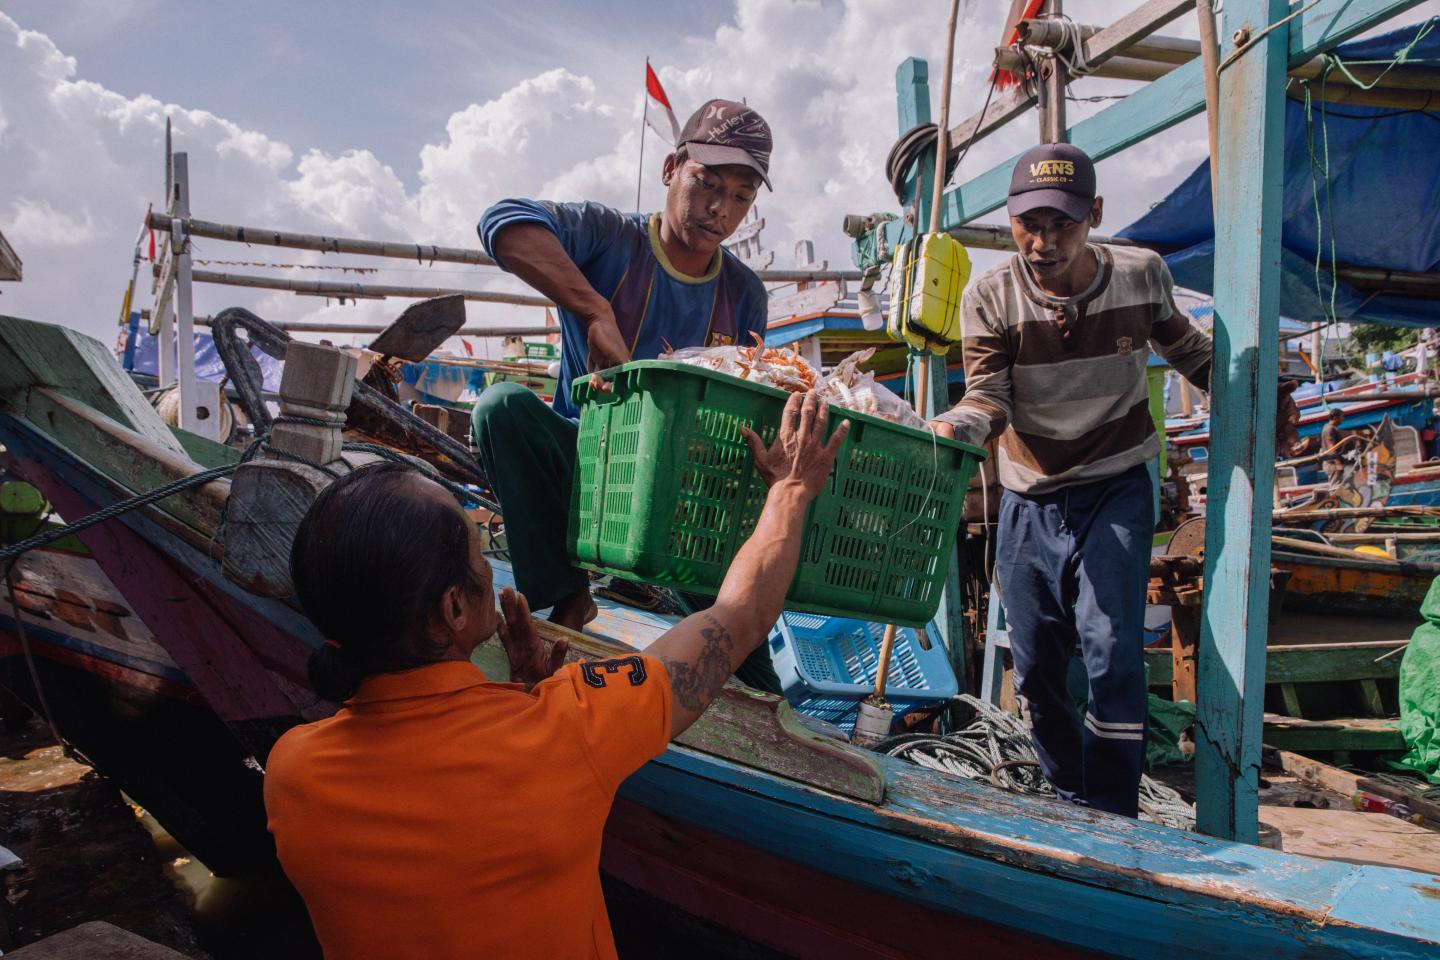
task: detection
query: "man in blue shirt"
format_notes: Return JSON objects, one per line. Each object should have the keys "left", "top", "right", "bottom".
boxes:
{"left": 472, "top": 99, "right": 772, "bottom": 633}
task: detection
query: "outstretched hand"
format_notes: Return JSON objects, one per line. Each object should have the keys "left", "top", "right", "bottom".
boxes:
{"left": 496, "top": 587, "right": 569, "bottom": 691}
{"left": 739, "top": 391, "right": 850, "bottom": 499}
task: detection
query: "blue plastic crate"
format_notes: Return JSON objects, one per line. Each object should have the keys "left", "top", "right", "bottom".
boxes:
{"left": 768, "top": 611, "right": 958, "bottom": 734}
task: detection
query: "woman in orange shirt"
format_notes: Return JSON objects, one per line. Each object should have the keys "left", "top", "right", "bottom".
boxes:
{"left": 264, "top": 392, "right": 847, "bottom": 959}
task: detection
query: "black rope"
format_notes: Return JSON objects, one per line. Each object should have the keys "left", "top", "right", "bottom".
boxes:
{"left": 0, "top": 418, "right": 498, "bottom": 568}
{"left": 0, "top": 462, "right": 241, "bottom": 566}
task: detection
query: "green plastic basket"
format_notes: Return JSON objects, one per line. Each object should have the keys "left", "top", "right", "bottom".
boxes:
{"left": 567, "top": 361, "right": 986, "bottom": 627}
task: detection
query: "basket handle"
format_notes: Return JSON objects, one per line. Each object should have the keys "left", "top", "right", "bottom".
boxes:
{"left": 572, "top": 365, "right": 626, "bottom": 406}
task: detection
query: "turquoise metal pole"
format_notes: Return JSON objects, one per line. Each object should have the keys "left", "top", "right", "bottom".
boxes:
{"left": 894, "top": 58, "right": 968, "bottom": 697}
{"left": 892, "top": 0, "right": 1430, "bottom": 247}
{"left": 1194, "top": 0, "right": 1289, "bottom": 843}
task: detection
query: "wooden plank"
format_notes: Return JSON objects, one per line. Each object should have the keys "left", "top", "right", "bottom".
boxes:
{"left": 0, "top": 316, "right": 184, "bottom": 455}
{"left": 1261, "top": 807, "right": 1440, "bottom": 874}
{"left": 895, "top": 0, "right": 1431, "bottom": 236}
{"left": 1194, "top": 0, "right": 1290, "bottom": 843}
{"left": 1271, "top": 748, "right": 1363, "bottom": 795}
{"left": 1146, "top": 640, "right": 1405, "bottom": 688}
{"left": 0, "top": 229, "right": 20, "bottom": 282}
{"left": 1280, "top": 682, "right": 1304, "bottom": 717}
{"left": 1262, "top": 714, "right": 1405, "bottom": 753}
{"left": 21, "top": 388, "right": 226, "bottom": 536}
{"left": 474, "top": 619, "right": 887, "bottom": 804}
{"left": 896, "top": 57, "right": 934, "bottom": 224}
{"left": 942, "top": 1, "right": 1195, "bottom": 160}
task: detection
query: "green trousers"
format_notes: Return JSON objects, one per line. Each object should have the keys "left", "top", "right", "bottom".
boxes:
{"left": 469, "top": 382, "right": 780, "bottom": 694}
{"left": 471, "top": 382, "right": 589, "bottom": 610}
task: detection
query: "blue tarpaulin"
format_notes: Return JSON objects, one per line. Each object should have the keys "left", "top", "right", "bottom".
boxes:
{"left": 1119, "top": 20, "right": 1440, "bottom": 328}
{"left": 130, "top": 330, "right": 284, "bottom": 393}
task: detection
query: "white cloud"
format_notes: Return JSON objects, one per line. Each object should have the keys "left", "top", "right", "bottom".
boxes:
{"left": 2, "top": 198, "right": 101, "bottom": 246}
{"left": 4, "top": 1, "right": 1436, "bottom": 347}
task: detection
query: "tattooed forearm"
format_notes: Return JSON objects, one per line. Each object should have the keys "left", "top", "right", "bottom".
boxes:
{"left": 661, "top": 614, "right": 735, "bottom": 713}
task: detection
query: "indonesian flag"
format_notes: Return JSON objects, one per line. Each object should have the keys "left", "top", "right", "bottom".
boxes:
{"left": 644, "top": 60, "right": 680, "bottom": 145}
{"left": 993, "top": 0, "right": 1046, "bottom": 90}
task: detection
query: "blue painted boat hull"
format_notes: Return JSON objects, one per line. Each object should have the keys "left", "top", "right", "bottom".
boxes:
{"left": 2, "top": 383, "right": 1438, "bottom": 958}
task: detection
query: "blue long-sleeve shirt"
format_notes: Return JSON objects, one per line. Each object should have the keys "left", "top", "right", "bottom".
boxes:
{"left": 478, "top": 200, "right": 769, "bottom": 418}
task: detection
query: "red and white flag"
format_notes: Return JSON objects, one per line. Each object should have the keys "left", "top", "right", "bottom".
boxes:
{"left": 644, "top": 60, "right": 680, "bottom": 145}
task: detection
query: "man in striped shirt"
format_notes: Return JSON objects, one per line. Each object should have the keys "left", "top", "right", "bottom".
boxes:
{"left": 931, "top": 143, "right": 1212, "bottom": 817}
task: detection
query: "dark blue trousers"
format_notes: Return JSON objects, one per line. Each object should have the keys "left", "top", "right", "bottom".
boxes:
{"left": 996, "top": 463, "right": 1152, "bottom": 818}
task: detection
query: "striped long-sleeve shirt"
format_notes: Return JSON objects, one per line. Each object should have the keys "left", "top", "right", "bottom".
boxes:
{"left": 940, "top": 244, "right": 1211, "bottom": 494}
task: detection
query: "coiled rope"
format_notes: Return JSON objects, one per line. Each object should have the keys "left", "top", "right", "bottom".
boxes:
{"left": 880, "top": 694, "right": 1197, "bottom": 831}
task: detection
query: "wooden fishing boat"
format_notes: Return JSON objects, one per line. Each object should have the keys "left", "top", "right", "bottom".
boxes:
{"left": 3, "top": 314, "right": 1438, "bottom": 957}
{"left": 1270, "top": 536, "right": 1438, "bottom": 619}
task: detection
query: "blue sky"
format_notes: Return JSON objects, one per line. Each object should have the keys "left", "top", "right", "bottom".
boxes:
{"left": 6, "top": 0, "right": 735, "bottom": 191}
{"left": 4, "top": 0, "right": 1437, "bottom": 345}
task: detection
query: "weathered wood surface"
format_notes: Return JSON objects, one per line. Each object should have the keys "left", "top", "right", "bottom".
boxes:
{"left": 0, "top": 229, "right": 20, "bottom": 281}
{"left": 1193, "top": 0, "right": 1290, "bottom": 843}
{"left": 367, "top": 294, "right": 467, "bottom": 361}
{"left": 1260, "top": 807, "right": 1440, "bottom": 875}
{"left": 475, "top": 615, "right": 887, "bottom": 804}
{"left": 25, "top": 389, "right": 227, "bottom": 537}
{"left": 6, "top": 921, "right": 191, "bottom": 960}
{"left": 897, "top": 0, "right": 1432, "bottom": 234}
{"left": 1146, "top": 639, "right": 1404, "bottom": 688}
{"left": 1273, "top": 552, "right": 1430, "bottom": 619}
{"left": 1262, "top": 714, "right": 1405, "bottom": 753}
{"left": 625, "top": 745, "right": 1440, "bottom": 958}
{"left": 220, "top": 460, "right": 333, "bottom": 597}
{"left": 268, "top": 340, "right": 355, "bottom": 465}
{"left": 0, "top": 316, "right": 183, "bottom": 455}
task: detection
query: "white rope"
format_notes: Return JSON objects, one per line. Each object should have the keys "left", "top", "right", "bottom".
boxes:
{"left": 1039, "top": 14, "right": 1093, "bottom": 79}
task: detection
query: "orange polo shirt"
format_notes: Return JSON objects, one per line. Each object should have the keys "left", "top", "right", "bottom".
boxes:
{"left": 263, "top": 655, "right": 670, "bottom": 959}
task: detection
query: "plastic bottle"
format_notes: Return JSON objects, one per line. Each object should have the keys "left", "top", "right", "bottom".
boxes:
{"left": 1351, "top": 791, "right": 1424, "bottom": 824}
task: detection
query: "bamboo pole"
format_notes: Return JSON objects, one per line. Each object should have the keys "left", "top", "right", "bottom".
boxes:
{"left": 872, "top": 0, "right": 960, "bottom": 712}
{"left": 184, "top": 316, "right": 559, "bottom": 338}
{"left": 142, "top": 211, "right": 863, "bottom": 283}
{"left": 1275, "top": 504, "right": 1440, "bottom": 521}
{"left": 1196, "top": 0, "right": 1221, "bottom": 212}
{"left": 167, "top": 265, "right": 555, "bottom": 307}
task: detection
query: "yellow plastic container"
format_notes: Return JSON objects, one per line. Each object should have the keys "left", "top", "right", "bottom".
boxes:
{"left": 887, "top": 233, "right": 971, "bottom": 354}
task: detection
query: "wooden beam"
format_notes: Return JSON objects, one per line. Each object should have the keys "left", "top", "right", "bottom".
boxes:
{"left": 169, "top": 265, "right": 554, "bottom": 307}
{"left": 1286, "top": 82, "right": 1440, "bottom": 111}
{"left": 895, "top": 59, "right": 967, "bottom": 700}
{"left": 0, "top": 229, "right": 20, "bottom": 282}
{"left": 150, "top": 212, "right": 860, "bottom": 285}
{"left": 1261, "top": 714, "right": 1405, "bottom": 752}
{"left": 947, "top": 0, "right": 1195, "bottom": 162}
{"left": 1194, "top": 0, "right": 1290, "bottom": 844}
{"left": 995, "top": 47, "right": 1180, "bottom": 83}
{"left": 904, "top": 0, "right": 1430, "bottom": 237}
{"left": 189, "top": 316, "right": 559, "bottom": 338}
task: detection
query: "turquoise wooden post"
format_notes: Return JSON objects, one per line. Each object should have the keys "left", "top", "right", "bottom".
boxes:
{"left": 895, "top": 59, "right": 968, "bottom": 696}
{"left": 1195, "top": 0, "right": 1289, "bottom": 842}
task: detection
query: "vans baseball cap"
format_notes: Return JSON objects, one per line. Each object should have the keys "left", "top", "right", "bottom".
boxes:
{"left": 1007, "top": 142, "right": 1096, "bottom": 222}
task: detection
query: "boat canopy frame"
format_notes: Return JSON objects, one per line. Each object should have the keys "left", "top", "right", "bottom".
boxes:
{"left": 874, "top": 0, "right": 1433, "bottom": 842}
